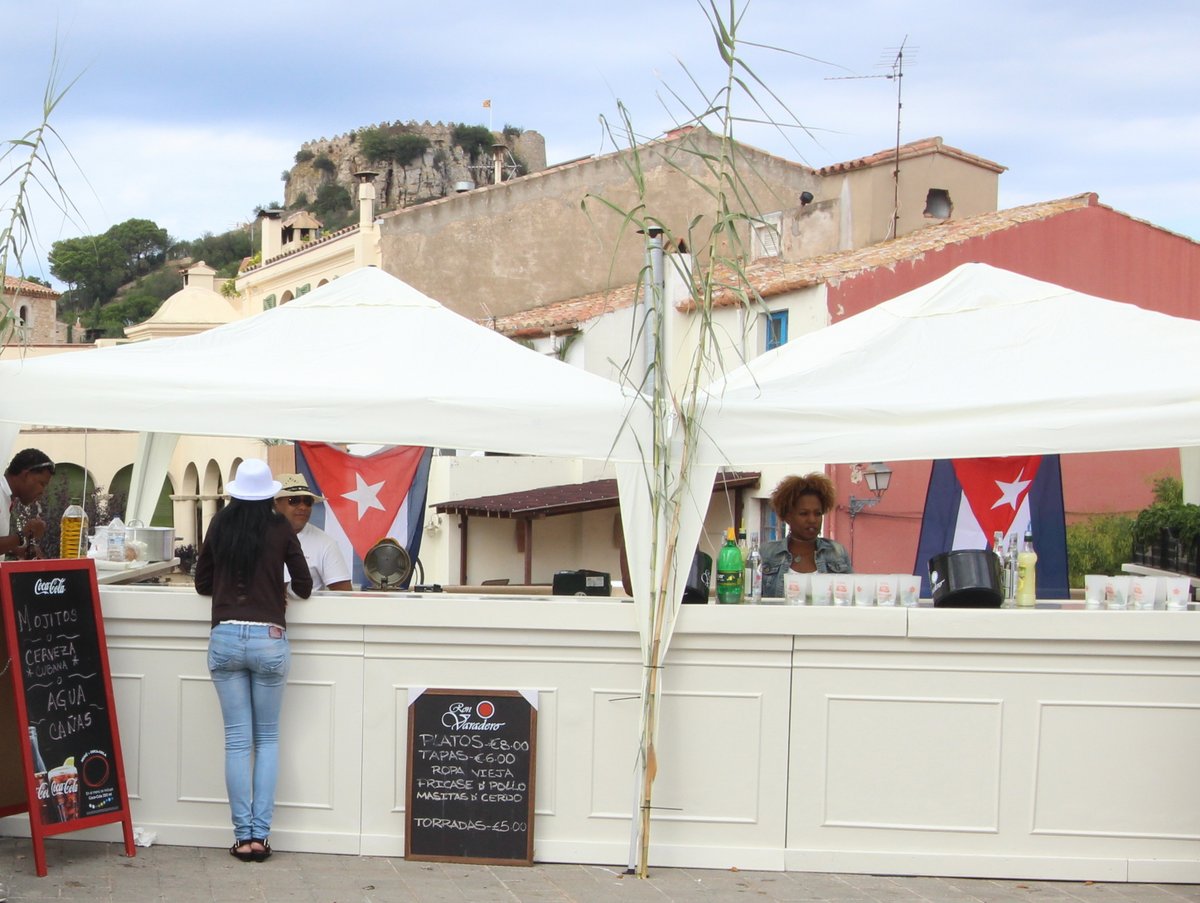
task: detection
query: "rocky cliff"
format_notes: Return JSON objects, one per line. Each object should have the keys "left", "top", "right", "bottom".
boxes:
{"left": 284, "top": 121, "right": 547, "bottom": 213}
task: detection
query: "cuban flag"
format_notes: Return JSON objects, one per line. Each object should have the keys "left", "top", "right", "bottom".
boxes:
{"left": 295, "top": 441, "right": 433, "bottom": 588}
{"left": 914, "top": 455, "right": 1068, "bottom": 599}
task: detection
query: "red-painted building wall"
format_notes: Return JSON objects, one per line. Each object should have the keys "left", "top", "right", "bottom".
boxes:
{"left": 820, "top": 200, "right": 1200, "bottom": 576}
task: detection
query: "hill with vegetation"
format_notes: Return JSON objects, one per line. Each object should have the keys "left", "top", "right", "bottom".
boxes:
{"left": 50, "top": 119, "right": 545, "bottom": 339}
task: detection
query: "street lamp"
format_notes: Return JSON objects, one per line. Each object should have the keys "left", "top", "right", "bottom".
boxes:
{"left": 848, "top": 462, "right": 893, "bottom": 562}
{"left": 848, "top": 462, "right": 893, "bottom": 518}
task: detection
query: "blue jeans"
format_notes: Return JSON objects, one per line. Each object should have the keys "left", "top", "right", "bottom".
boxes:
{"left": 207, "top": 623, "right": 291, "bottom": 842}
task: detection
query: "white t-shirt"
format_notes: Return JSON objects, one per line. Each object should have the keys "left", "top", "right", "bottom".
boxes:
{"left": 0, "top": 476, "right": 13, "bottom": 539}
{"left": 286, "top": 521, "right": 352, "bottom": 591}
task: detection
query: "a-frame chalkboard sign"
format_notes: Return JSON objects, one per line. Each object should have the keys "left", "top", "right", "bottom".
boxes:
{"left": 0, "top": 558, "right": 135, "bottom": 876}
{"left": 405, "top": 688, "right": 537, "bottom": 865}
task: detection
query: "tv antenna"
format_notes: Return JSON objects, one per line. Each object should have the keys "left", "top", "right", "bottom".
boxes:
{"left": 825, "top": 37, "right": 916, "bottom": 239}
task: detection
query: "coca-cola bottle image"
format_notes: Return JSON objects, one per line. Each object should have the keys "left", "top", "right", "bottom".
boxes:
{"left": 28, "top": 725, "right": 59, "bottom": 824}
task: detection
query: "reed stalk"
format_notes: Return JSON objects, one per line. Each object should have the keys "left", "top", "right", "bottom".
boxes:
{"left": 587, "top": 1, "right": 809, "bottom": 877}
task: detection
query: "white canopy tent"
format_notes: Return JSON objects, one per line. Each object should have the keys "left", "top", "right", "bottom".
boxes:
{"left": 694, "top": 262, "right": 1200, "bottom": 466}
{"left": 0, "top": 267, "right": 644, "bottom": 460}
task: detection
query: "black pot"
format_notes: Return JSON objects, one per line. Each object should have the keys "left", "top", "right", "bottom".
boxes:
{"left": 928, "top": 549, "right": 1003, "bottom": 608}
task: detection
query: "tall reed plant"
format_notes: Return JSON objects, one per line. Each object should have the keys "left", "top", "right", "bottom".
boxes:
{"left": 584, "top": 1, "right": 816, "bottom": 876}
{"left": 1, "top": 52, "right": 80, "bottom": 346}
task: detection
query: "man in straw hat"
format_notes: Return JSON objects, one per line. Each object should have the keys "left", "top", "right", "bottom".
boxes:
{"left": 274, "top": 474, "right": 353, "bottom": 592}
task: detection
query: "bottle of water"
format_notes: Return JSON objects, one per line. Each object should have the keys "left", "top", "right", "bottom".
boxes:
{"left": 745, "top": 533, "right": 762, "bottom": 603}
{"left": 107, "top": 516, "right": 126, "bottom": 562}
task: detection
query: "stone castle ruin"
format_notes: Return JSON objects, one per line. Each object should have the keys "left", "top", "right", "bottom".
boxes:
{"left": 284, "top": 120, "right": 548, "bottom": 213}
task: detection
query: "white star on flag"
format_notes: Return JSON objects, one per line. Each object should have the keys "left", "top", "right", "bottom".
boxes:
{"left": 991, "top": 469, "right": 1032, "bottom": 511}
{"left": 342, "top": 472, "right": 387, "bottom": 520}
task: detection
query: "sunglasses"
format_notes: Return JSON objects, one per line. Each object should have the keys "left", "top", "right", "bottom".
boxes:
{"left": 285, "top": 496, "right": 315, "bottom": 507}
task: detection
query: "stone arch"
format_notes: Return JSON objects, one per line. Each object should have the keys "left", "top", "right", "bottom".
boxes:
{"left": 199, "top": 459, "right": 226, "bottom": 542}
{"left": 178, "top": 462, "right": 200, "bottom": 547}
{"left": 110, "top": 464, "right": 176, "bottom": 527}
{"left": 280, "top": 290, "right": 295, "bottom": 305}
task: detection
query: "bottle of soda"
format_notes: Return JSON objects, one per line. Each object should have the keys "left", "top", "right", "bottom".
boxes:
{"left": 28, "top": 725, "right": 58, "bottom": 824}
{"left": 716, "top": 527, "right": 744, "bottom": 604}
{"left": 60, "top": 498, "right": 88, "bottom": 559}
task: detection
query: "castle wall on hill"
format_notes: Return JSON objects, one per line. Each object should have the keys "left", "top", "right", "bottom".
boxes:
{"left": 284, "top": 121, "right": 547, "bottom": 213}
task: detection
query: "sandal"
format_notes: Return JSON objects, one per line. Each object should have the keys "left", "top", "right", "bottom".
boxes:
{"left": 229, "top": 840, "right": 255, "bottom": 862}
{"left": 250, "top": 837, "right": 271, "bottom": 862}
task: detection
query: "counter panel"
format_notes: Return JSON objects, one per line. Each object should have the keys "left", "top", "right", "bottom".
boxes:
{"left": 1, "top": 586, "right": 1195, "bottom": 882}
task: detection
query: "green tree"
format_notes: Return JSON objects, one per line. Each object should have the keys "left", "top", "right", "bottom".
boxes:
{"left": 359, "top": 128, "right": 429, "bottom": 167}
{"left": 451, "top": 124, "right": 494, "bottom": 161}
{"left": 104, "top": 217, "right": 169, "bottom": 279}
{"left": 312, "top": 183, "right": 352, "bottom": 219}
{"left": 48, "top": 233, "right": 127, "bottom": 309}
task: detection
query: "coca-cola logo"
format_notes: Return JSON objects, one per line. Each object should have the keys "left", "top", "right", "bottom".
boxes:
{"left": 33, "top": 577, "right": 67, "bottom": 596}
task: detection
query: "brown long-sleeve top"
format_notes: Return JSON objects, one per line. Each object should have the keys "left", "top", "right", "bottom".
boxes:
{"left": 195, "top": 517, "right": 313, "bottom": 628}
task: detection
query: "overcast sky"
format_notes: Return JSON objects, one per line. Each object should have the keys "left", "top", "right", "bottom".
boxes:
{"left": 3, "top": 0, "right": 1197, "bottom": 285}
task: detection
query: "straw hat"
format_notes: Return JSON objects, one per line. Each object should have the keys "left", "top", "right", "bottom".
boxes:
{"left": 226, "top": 459, "right": 282, "bottom": 501}
{"left": 274, "top": 473, "right": 325, "bottom": 502}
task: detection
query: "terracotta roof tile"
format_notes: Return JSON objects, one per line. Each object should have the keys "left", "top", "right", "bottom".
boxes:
{"left": 3, "top": 275, "right": 58, "bottom": 299}
{"left": 486, "top": 281, "right": 640, "bottom": 336}
{"left": 240, "top": 222, "right": 360, "bottom": 274}
{"left": 680, "top": 193, "right": 1103, "bottom": 311}
{"left": 818, "top": 136, "right": 1006, "bottom": 176}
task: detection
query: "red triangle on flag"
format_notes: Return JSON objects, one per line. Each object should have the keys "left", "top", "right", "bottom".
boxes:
{"left": 299, "top": 443, "right": 426, "bottom": 561}
{"left": 952, "top": 456, "right": 1042, "bottom": 543}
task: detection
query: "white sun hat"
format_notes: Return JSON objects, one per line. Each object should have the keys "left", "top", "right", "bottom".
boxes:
{"left": 226, "top": 459, "right": 282, "bottom": 501}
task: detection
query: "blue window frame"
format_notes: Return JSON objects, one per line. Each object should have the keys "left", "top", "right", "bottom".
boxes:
{"left": 766, "top": 310, "right": 788, "bottom": 350}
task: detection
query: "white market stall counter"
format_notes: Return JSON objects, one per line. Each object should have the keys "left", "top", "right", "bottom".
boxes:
{"left": 4, "top": 585, "right": 1196, "bottom": 884}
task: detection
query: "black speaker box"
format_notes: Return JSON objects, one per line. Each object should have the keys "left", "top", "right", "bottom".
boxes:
{"left": 552, "top": 569, "right": 612, "bottom": 597}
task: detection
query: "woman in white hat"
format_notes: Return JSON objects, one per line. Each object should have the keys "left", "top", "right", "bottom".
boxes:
{"left": 194, "top": 459, "right": 312, "bottom": 863}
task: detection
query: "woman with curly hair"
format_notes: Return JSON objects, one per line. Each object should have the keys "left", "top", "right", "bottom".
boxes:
{"left": 760, "top": 472, "right": 851, "bottom": 598}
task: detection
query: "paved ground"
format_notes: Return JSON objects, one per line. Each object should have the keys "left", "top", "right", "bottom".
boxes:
{"left": 1, "top": 838, "right": 1198, "bottom": 903}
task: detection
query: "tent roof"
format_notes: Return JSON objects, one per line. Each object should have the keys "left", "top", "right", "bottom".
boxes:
{"left": 0, "top": 267, "right": 642, "bottom": 460}
{"left": 695, "top": 262, "right": 1200, "bottom": 466}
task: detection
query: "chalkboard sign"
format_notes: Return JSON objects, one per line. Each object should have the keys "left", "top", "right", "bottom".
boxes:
{"left": 405, "top": 688, "right": 537, "bottom": 865}
{"left": 0, "top": 558, "right": 134, "bottom": 876}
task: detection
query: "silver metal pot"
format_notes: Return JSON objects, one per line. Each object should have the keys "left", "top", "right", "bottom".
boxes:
{"left": 125, "top": 525, "right": 177, "bottom": 562}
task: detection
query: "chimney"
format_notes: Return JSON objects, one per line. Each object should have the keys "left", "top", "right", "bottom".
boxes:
{"left": 491, "top": 142, "right": 506, "bottom": 185}
{"left": 185, "top": 261, "right": 218, "bottom": 292}
{"left": 258, "top": 208, "right": 283, "bottom": 261}
{"left": 354, "top": 170, "right": 379, "bottom": 231}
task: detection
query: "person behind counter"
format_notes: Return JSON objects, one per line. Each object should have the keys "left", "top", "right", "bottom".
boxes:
{"left": 194, "top": 459, "right": 312, "bottom": 864}
{"left": 274, "top": 473, "right": 353, "bottom": 592}
{"left": 761, "top": 472, "right": 852, "bottom": 598}
{"left": 1, "top": 448, "right": 54, "bottom": 559}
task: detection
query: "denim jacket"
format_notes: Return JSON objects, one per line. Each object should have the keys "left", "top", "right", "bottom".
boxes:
{"left": 760, "top": 536, "right": 852, "bottom": 599}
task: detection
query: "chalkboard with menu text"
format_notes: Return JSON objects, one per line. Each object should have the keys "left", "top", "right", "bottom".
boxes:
{"left": 405, "top": 688, "right": 537, "bottom": 865}
{"left": 0, "top": 558, "right": 135, "bottom": 876}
